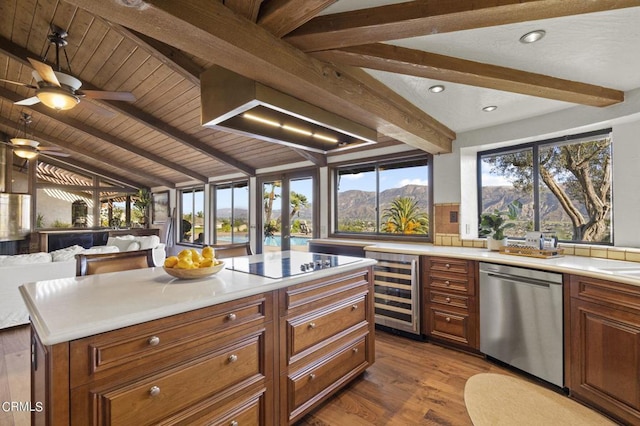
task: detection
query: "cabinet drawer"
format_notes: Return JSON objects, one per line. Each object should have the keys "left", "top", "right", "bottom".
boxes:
{"left": 429, "top": 308, "right": 472, "bottom": 345}
{"left": 429, "top": 274, "right": 472, "bottom": 294}
{"left": 287, "top": 295, "right": 367, "bottom": 360}
{"left": 158, "top": 385, "right": 265, "bottom": 426}
{"left": 288, "top": 337, "right": 367, "bottom": 417}
{"left": 70, "top": 293, "right": 270, "bottom": 387}
{"left": 93, "top": 331, "right": 264, "bottom": 426}
{"left": 429, "top": 290, "right": 469, "bottom": 310}
{"left": 427, "top": 257, "right": 471, "bottom": 275}
{"left": 570, "top": 275, "right": 640, "bottom": 312}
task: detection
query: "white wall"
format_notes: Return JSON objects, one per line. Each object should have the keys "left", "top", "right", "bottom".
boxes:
{"left": 434, "top": 87, "right": 640, "bottom": 247}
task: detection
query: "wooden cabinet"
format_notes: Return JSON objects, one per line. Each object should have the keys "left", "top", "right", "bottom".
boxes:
{"left": 278, "top": 267, "right": 375, "bottom": 425}
{"left": 422, "top": 256, "right": 478, "bottom": 350}
{"left": 569, "top": 274, "right": 640, "bottom": 425}
{"left": 34, "top": 293, "right": 275, "bottom": 426}
{"left": 31, "top": 266, "right": 375, "bottom": 425}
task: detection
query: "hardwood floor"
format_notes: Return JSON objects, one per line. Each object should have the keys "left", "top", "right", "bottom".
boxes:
{"left": 0, "top": 325, "right": 30, "bottom": 426}
{"left": 0, "top": 326, "right": 583, "bottom": 426}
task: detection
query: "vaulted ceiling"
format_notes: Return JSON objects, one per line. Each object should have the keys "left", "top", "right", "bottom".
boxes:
{"left": 1, "top": 0, "right": 638, "bottom": 189}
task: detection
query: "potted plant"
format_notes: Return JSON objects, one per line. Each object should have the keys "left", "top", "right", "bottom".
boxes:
{"left": 479, "top": 200, "right": 522, "bottom": 251}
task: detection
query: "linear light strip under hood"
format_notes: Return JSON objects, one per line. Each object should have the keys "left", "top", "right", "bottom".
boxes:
{"left": 200, "top": 66, "right": 377, "bottom": 154}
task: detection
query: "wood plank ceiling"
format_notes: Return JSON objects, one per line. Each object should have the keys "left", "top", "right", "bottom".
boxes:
{"left": 0, "top": 0, "right": 634, "bottom": 189}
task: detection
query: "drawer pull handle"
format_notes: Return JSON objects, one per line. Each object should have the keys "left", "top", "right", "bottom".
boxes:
{"left": 308, "top": 322, "right": 316, "bottom": 329}
{"left": 149, "top": 386, "right": 161, "bottom": 397}
{"left": 445, "top": 263, "right": 451, "bottom": 269}
{"left": 445, "top": 297, "right": 451, "bottom": 303}
{"left": 445, "top": 280, "right": 450, "bottom": 286}
{"left": 227, "top": 313, "right": 237, "bottom": 321}
{"left": 148, "top": 336, "right": 160, "bottom": 347}
{"left": 309, "top": 373, "right": 316, "bottom": 380}
{"left": 445, "top": 317, "right": 451, "bottom": 323}
{"left": 228, "top": 354, "right": 238, "bottom": 363}
{"left": 230, "top": 421, "right": 238, "bottom": 426}
{"left": 353, "top": 348, "right": 359, "bottom": 354}
{"left": 352, "top": 304, "right": 358, "bottom": 311}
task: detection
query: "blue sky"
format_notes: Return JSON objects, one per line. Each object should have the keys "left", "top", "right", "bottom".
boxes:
{"left": 338, "top": 166, "right": 428, "bottom": 192}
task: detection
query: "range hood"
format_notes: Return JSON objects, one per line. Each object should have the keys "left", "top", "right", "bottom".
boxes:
{"left": 201, "top": 66, "right": 377, "bottom": 154}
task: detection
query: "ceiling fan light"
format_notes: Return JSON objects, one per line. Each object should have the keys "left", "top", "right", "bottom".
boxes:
{"left": 13, "top": 148, "right": 38, "bottom": 159}
{"left": 429, "top": 85, "right": 445, "bottom": 93}
{"left": 36, "top": 87, "right": 79, "bottom": 110}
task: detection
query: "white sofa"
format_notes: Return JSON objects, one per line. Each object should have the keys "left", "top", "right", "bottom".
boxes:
{"left": 0, "top": 235, "right": 166, "bottom": 330}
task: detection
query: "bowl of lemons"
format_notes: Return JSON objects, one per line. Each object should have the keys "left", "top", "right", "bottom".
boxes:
{"left": 163, "top": 247, "right": 224, "bottom": 279}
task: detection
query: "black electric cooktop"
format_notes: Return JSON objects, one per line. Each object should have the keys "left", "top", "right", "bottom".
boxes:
{"left": 225, "top": 251, "right": 359, "bottom": 279}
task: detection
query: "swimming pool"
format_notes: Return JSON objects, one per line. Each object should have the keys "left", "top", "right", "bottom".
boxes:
{"left": 264, "top": 236, "right": 310, "bottom": 247}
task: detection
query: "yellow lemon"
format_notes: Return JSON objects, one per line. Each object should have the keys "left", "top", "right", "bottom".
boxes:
{"left": 200, "top": 258, "right": 213, "bottom": 268}
{"left": 176, "top": 258, "right": 193, "bottom": 269}
{"left": 177, "top": 249, "right": 192, "bottom": 260}
{"left": 202, "top": 246, "right": 214, "bottom": 259}
{"left": 164, "top": 256, "right": 178, "bottom": 268}
{"left": 190, "top": 249, "right": 200, "bottom": 259}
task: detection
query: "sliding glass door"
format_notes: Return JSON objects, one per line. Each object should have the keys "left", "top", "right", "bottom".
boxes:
{"left": 258, "top": 170, "right": 316, "bottom": 253}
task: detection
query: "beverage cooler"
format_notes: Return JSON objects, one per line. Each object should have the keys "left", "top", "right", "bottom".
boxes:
{"left": 365, "top": 250, "right": 421, "bottom": 336}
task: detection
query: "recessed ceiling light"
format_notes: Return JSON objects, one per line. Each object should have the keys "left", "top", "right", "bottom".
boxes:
{"left": 482, "top": 106, "right": 498, "bottom": 112}
{"left": 519, "top": 30, "right": 546, "bottom": 44}
{"left": 429, "top": 85, "right": 445, "bottom": 93}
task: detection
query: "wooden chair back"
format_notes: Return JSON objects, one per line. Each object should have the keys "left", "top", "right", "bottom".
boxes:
{"left": 75, "top": 249, "right": 155, "bottom": 276}
{"left": 208, "top": 242, "right": 252, "bottom": 259}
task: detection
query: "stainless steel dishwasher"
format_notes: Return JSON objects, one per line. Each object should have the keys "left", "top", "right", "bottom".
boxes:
{"left": 479, "top": 262, "right": 564, "bottom": 387}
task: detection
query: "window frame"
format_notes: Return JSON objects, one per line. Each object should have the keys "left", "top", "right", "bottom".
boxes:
{"left": 331, "top": 153, "right": 433, "bottom": 242}
{"left": 211, "top": 180, "right": 250, "bottom": 245}
{"left": 477, "top": 128, "right": 613, "bottom": 245}
{"left": 178, "top": 186, "right": 205, "bottom": 246}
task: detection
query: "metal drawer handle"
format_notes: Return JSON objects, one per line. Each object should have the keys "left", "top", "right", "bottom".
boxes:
{"left": 308, "top": 322, "right": 316, "bottom": 329}
{"left": 352, "top": 304, "right": 358, "bottom": 311}
{"left": 309, "top": 373, "right": 316, "bottom": 380}
{"left": 230, "top": 421, "right": 238, "bottom": 426}
{"left": 228, "top": 354, "right": 238, "bottom": 363}
{"left": 227, "top": 313, "right": 237, "bottom": 321}
{"left": 148, "top": 336, "right": 160, "bottom": 347}
{"left": 445, "top": 297, "right": 451, "bottom": 303}
{"left": 444, "top": 280, "right": 450, "bottom": 286}
{"left": 352, "top": 348, "right": 359, "bottom": 354}
{"left": 149, "top": 386, "right": 160, "bottom": 397}
{"left": 445, "top": 317, "right": 451, "bottom": 323}
{"left": 445, "top": 263, "right": 451, "bottom": 269}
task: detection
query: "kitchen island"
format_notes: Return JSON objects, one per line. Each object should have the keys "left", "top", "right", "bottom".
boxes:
{"left": 20, "top": 251, "right": 376, "bottom": 425}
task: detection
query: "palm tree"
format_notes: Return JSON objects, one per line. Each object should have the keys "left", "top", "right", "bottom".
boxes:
{"left": 289, "top": 191, "right": 309, "bottom": 220}
{"left": 381, "top": 197, "right": 429, "bottom": 234}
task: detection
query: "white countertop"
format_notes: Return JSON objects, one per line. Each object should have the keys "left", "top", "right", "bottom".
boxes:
{"left": 20, "top": 252, "right": 375, "bottom": 346}
{"left": 312, "top": 239, "right": 640, "bottom": 286}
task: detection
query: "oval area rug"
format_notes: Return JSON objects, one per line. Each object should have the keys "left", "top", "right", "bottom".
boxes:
{"left": 464, "top": 373, "right": 618, "bottom": 425}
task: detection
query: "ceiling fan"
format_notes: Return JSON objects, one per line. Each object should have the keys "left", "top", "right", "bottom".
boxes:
{"left": 1, "top": 112, "right": 69, "bottom": 159}
{"left": 0, "top": 25, "right": 135, "bottom": 112}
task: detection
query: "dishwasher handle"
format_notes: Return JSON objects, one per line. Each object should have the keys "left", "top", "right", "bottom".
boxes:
{"left": 485, "top": 271, "right": 560, "bottom": 288}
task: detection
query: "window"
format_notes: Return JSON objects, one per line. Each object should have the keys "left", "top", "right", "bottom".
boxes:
{"left": 213, "top": 181, "right": 249, "bottom": 244}
{"left": 478, "top": 129, "right": 612, "bottom": 244}
{"left": 334, "top": 156, "right": 430, "bottom": 238}
{"left": 180, "top": 187, "right": 205, "bottom": 244}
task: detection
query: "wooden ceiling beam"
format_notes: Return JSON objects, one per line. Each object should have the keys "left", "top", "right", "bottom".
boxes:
{"left": 0, "top": 35, "right": 256, "bottom": 176}
{"left": 0, "top": 115, "right": 175, "bottom": 188}
{"left": 62, "top": 0, "right": 453, "bottom": 154}
{"left": 291, "top": 148, "right": 327, "bottom": 167}
{"left": 285, "top": 0, "right": 640, "bottom": 52}
{"left": 257, "top": 0, "right": 337, "bottom": 38}
{"left": 0, "top": 87, "right": 207, "bottom": 183}
{"left": 314, "top": 43, "right": 624, "bottom": 107}
{"left": 224, "top": 0, "right": 263, "bottom": 22}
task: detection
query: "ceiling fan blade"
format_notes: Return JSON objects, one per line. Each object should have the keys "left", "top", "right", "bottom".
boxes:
{"left": 37, "top": 146, "right": 64, "bottom": 151}
{"left": 41, "top": 151, "right": 71, "bottom": 157}
{"left": 28, "top": 58, "right": 61, "bottom": 87}
{"left": 0, "top": 78, "right": 38, "bottom": 89}
{"left": 79, "top": 90, "right": 136, "bottom": 102}
{"left": 15, "top": 96, "right": 41, "bottom": 106}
